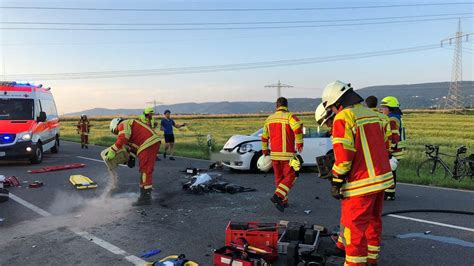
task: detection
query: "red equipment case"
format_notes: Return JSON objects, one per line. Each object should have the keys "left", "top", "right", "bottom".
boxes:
{"left": 225, "top": 221, "right": 279, "bottom": 262}
{"left": 213, "top": 246, "right": 255, "bottom": 266}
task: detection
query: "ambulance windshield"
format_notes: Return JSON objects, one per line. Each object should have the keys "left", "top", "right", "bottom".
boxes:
{"left": 0, "top": 99, "right": 34, "bottom": 120}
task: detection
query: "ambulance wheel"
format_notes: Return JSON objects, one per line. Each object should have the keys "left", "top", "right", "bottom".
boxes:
{"left": 50, "top": 137, "right": 59, "bottom": 154}
{"left": 30, "top": 144, "right": 43, "bottom": 164}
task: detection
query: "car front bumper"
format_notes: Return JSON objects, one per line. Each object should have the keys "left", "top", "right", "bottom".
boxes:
{"left": 219, "top": 150, "right": 255, "bottom": 170}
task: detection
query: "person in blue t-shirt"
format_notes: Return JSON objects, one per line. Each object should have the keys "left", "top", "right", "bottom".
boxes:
{"left": 160, "top": 110, "right": 186, "bottom": 160}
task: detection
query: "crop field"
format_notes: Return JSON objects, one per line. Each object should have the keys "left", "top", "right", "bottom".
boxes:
{"left": 60, "top": 112, "right": 474, "bottom": 190}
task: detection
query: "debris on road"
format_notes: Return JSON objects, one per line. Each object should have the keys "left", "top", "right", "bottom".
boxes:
{"left": 304, "top": 209, "right": 312, "bottom": 214}
{"left": 0, "top": 218, "right": 4, "bottom": 224}
{"left": 69, "top": 175, "right": 97, "bottom": 190}
{"left": 136, "top": 209, "right": 147, "bottom": 217}
{"left": 183, "top": 167, "right": 207, "bottom": 175}
{"left": 141, "top": 248, "right": 161, "bottom": 258}
{"left": 209, "top": 161, "right": 224, "bottom": 170}
{"left": 28, "top": 181, "right": 43, "bottom": 188}
{"left": 424, "top": 231, "right": 432, "bottom": 235}
{"left": 0, "top": 188, "right": 10, "bottom": 202}
{"left": 182, "top": 173, "right": 256, "bottom": 194}
{"left": 28, "top": 163, "right": 86, "bottom": 174}
{"left": 2, "top": 176, "right": 21, "bottom": 187}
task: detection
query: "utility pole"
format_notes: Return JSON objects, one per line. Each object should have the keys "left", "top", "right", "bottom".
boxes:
{"left": 441, "top": 19, "right": 473, "bottom": 114}
{"left": 145, "top": 99, "right": 162, "bottom": 114}
{"left": 265, "top": 80, "right": 293, "bottom": 99}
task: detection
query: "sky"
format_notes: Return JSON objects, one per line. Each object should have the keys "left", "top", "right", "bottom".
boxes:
{"left": 0, "top": 0, "right": 473, "bottom": 114}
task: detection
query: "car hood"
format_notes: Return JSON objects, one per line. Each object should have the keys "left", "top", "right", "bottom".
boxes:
{"left": 223, "top": 135, "right": 260, "bottom": 149}
{"left": 0, "top": 120, "right": 34, "bottom": 134}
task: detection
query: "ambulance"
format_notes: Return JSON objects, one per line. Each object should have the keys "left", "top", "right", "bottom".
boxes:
{"left": 0, "top": 81, "right": 60, "bottom": 164}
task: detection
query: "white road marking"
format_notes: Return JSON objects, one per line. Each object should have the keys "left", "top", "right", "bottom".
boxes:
{"left": 71, "top": 229, "right": 146, "bottom": 265}
{"left": 398, "top": 182, "right": 474, "bottom": 193}
{"left": 9, "top": 193, "right": 52, "bottom": 217}
{"left": 77, "top": 155, "right": 127, "bottom": 167}
{"left": 9, "top": 193, "right": 146, "bottom": 265}
{"left": 388, "top": 214, "right": 474, "bottom": 232}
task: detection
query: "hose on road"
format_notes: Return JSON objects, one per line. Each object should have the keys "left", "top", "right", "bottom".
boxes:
{"left": 382, "top": 209, "right": 474, "bottom": 217}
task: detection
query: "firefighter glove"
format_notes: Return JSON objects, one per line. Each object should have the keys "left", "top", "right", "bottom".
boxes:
{"left": 106, "top": 148, "right": 116, "bottom": 161}
{"left": 330, "top": 175, "right": 345, "bottom": 200}
{"left": 262, "top": 149, "right": 269, "bottom": 156}
{"left": 289, "top": 157, "right": 301, "bottom": 172}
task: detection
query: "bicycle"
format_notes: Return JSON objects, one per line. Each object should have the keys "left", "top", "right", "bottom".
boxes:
{"left": 417, "top": 144, "right": 474, "bottom": 181}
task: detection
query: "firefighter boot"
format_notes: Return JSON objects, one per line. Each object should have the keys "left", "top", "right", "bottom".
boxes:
{"left": 384, "top": 191, "right": 396, "bottom": 201}
{"left": 270, "top": 194, "right": 285, "bottom": 212}
{"left": 132, "top": 188, "right": 152, "bottom": 206}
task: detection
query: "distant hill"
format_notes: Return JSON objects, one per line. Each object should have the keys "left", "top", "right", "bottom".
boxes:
{"left": 63, "top": 81, "right": 474, "bottom": 116}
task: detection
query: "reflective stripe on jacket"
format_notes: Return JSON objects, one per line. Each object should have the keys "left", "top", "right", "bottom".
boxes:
{"left": 261, "top": 107, "right": 303, "bottom": 160}
{"left": 371, "top": 108, "right": 392, "bottom": 151}
{"left": 112, "top": 119, "right": 161, "bottom": 155}
{"left": 77, "top": 120, "right": 91, "bottom": 134}
{"left": 138, "top": 114, "right": 158, "bottom": 129}
{"left": 388, "top": 113, "right": 406, "bottom": 159}
{"left": 331, "top": 104, "right": 394, "bottom": 198}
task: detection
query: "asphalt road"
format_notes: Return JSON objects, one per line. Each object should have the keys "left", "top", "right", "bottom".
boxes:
{"left": 0, "top": 141, "right": 473, "bottom": 266}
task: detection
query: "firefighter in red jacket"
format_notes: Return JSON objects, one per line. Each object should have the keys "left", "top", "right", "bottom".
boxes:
{"left": 321, "top": 81, "right": 394, "bottom": 266}
{"left": 261, "top": 97, "right": 303, "bottom": 212}
{"left": 380, "top": 96, "right": 406, "bottom": 201}
{"left": 77, "top": 114, "right": 92, "bottom": 149}
{"left": 106, "top": 118, "right": 161, "bottom": 206}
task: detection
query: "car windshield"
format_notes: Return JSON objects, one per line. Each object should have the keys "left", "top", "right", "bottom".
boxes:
{"left": 251, "top": 128, "right": 263, "bottom": 137}
{"left": 305, "top": 126, "right": 330, "bottom": 138}
{"left": 0, "top": 99, "right": 34, "bottom": 120}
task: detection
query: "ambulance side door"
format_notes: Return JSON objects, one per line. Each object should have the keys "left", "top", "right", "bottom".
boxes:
{"left": 37, "top": 99, "right": 51, "bottom": 144}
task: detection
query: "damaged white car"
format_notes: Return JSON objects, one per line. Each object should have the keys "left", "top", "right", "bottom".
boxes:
{"left": 220, "top": 128, "right": 333, "bottom": 171}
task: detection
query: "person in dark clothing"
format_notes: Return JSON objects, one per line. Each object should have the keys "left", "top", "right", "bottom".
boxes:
{"left": 160, "top": 110, "right": 186, "bottom": 160}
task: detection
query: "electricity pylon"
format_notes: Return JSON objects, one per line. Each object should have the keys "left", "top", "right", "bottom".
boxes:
{"left": 441, "top": 19, "right": 473, "bottom": 114}
{"left": 145, "top": 99, "right": 162, "bottom": 114}
{"left": 265, "top": 80, "right": 293, "bottom": 98}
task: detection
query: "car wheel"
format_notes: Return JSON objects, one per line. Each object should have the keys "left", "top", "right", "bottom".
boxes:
{"left": 30, "top": 143, "right": 43, "bottom": 164}
{"left": 250, "top": 151, "right": 263, "bottom": 172}
{"left": 50, "top": 136, "right": 59, "bottom": 154}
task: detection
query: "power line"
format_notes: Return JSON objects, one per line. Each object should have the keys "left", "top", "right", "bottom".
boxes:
{"left": 1, "top": 2, "right": 472, "bottom": 12}
{"left": 2, "top": 13, "right": 471, "bottom": 26}
{"left": 3, "top": 44, "right": 440, "bottom": 81}
{"left": 1, "top": 16, "right": 471, "bottom": 31}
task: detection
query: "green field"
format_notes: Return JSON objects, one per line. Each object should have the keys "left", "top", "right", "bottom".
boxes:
{"left": 61, "top": 113, "right": 474, "bottom": 190}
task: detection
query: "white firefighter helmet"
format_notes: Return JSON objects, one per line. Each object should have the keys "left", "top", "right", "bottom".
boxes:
{"left": 109, "top": 118, "right": 123, "bottom": 134}
{"left": 315, "top": 103, "right": 326, "bottom": 125}
{"left": 315, "top": 103, "right": 335, "bottom": 126}
{"left": 257, "top": 155, "right": 272, "bottom": 172}
{"left": 389, "top": 157, "right": 399, "bottom": 171}
{"left": 321, "top": 80, "right": 353, "bottom": 108}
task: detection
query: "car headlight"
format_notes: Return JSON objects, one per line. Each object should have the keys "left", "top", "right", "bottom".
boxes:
{"left": 17, "top": 132, "right": 32, "bottom": 142}
{"left": 238, "top": 143, "right": 253, "bottom": 153}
